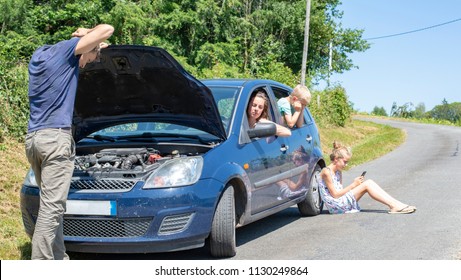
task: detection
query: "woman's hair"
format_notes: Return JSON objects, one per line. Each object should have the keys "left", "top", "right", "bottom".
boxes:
{"left": 329, "top": 140, "right": 352, "bottom": 161}
{"left": 248, "top": 90, "right": 269, "bottom": 121}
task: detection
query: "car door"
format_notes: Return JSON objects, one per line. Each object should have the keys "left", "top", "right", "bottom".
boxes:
{"left": 268, "top": 85, "right": 315, "bottom": 201}
{"left": 238, "top": 85, "right": 292, "bottom": 215}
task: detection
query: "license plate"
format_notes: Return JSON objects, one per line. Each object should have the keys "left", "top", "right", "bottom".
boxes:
{"left": 65, "top": 200, "right": 116, "bottom": 216}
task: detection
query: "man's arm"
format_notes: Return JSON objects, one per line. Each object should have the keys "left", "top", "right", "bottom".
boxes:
{"left": 73, "top": 24, "right": 114, "bottom": 55}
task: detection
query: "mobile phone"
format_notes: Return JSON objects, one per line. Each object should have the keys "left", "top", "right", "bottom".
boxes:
{"left": 361, "top": 171, "right": 367, "bottom": 177}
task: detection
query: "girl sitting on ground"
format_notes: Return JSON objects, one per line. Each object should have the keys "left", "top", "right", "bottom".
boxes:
{"left": 319, "top": 141, "right": 416, "bottom": 214}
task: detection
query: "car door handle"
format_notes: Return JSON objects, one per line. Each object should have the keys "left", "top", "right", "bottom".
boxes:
{"left": 280, "top": 144, "right": 289, "bottom": 152}
{"left": 306, "top": 135, "right": 312, "bottom": 142}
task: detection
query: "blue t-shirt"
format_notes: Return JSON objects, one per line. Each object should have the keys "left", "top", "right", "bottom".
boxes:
{"left": 27, "top": 37, "right": 81, "bottom": 132}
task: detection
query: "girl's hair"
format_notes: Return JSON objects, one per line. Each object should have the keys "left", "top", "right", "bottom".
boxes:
{"left": 329, "top": 140, "right": 352, "bottom": 161}
{"left": 248, "top": 90, "right": 269, "bottom": 121}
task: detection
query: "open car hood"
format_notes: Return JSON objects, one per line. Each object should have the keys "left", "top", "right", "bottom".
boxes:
{"left": 73, "top": 45, "right": 226, "bottom": 142}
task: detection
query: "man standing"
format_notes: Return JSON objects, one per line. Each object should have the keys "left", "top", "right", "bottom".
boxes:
{"left": 25, "top": 24, "right": 114, "bottom": 260}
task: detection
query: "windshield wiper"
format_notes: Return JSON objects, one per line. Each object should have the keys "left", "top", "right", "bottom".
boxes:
{"left": 84, "top": 134, "right": 116, "bottom": 142}
{"left": 117, "top": 132, "right": 214, "bottom": 145}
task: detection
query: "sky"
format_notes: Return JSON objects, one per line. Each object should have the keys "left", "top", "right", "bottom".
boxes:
{"left": 317, "top": 0, "right": 461, "bottom": 114}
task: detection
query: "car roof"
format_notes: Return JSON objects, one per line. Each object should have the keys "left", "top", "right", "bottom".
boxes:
{"left": 201, "top": 78, "right": 290, "bottom": 89}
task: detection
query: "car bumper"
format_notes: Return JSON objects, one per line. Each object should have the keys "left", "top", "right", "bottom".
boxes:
{"left": 20, "top": 178, "right": 223, "bottom": 254}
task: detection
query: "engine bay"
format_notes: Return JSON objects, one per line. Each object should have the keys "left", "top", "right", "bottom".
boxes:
{"left": 74, "top": 144, "right": 212, "bottom": 174}
{"left": 75, "top": 147, "right": 167, "bottom": 172}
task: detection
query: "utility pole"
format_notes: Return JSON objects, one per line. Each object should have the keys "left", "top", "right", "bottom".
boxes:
{"left": 300, "top": 0, "right": 311, "bottom": 86}
{"left": 327, "top": 40, "right": 333, "bottom": 87}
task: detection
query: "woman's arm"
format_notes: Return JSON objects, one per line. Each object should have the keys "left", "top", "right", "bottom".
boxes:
{"left": 275, "top": 123, "right": 291, "bottom": 137}
{"left": 259, "top": 118, "right": 291, "bottom": 137}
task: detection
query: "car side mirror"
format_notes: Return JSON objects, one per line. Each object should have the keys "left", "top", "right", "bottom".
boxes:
{"left": 247, "top": 122, "right": 277, "bottom": 139}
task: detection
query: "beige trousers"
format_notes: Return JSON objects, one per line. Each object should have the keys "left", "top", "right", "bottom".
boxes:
{"left": 25, "top": 128, "right": 75, "bottom": 260}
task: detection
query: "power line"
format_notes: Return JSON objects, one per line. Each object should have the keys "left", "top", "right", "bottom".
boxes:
{"left": 364, "top": 17, "right": 461, "bottom": 40}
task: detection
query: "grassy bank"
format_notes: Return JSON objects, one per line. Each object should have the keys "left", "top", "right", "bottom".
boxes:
{"left": 0, "top": 139, "right": 31, "bottom": 260}
{"left": 319, "top": 118, "right": 406, "bottom": 168}
{"left": 0, "top": 118, "right": 405, "bottom": 260}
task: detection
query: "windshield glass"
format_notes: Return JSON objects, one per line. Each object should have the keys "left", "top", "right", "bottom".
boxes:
{"left": 85, "top": 122, "right": 219, "bottom": 143}
{"left": 84, "top": 86, "right": 239, "bottom": 141}
{"left": 207, "top": 86, "right": 240, "bottom": 134}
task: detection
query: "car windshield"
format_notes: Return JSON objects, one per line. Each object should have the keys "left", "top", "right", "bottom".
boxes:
{"left": 85, "top": 122, "right": 220, "bottom": 145}
{"left": 84, "top": 86, "right": 239, "bottom": 143}
{"left": 207, "top": 85, "right": 240, "bottom": 134}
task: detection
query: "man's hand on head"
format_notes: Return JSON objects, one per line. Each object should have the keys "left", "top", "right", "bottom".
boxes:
{"left": 72, "top": 28, "right": 92, "bottom": 38}
{"left": 99, "top": 42, "right": 109, "bottom": 49}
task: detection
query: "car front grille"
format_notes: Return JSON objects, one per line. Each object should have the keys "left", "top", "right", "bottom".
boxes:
{"left": 70, "top": 179, "right": 138, "bottom": 191}
{"left": 158, "top": 213, "right": 194, "bottom": 235}
{"left": 64, "top": 217, "right": 152, "bottom": 238}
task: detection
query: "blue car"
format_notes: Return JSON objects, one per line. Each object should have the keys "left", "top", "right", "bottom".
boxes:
{"left": 20, "top": 45, "right": 325, "bottom": 258}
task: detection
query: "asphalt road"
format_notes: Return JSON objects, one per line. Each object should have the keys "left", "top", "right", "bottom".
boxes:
{"left": 228, "top": 117, "right": 461, "bottom": 260}
{"left": 70, "top": 117, "right": 461, "bottom": 260}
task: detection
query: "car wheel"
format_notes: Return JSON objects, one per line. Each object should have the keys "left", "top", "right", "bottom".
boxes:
{"left": 210, "top": 185, "right": 236, "bottom": 258}
{"left": 297, "top": 164, "right": 323, "bottom": 216}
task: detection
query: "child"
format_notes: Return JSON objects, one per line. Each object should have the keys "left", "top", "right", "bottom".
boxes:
{"left": 319, "top": 141, "right": 416, "bottom": 214}
{"left": 277, "top": 84, "right": 311, "bottom": 128}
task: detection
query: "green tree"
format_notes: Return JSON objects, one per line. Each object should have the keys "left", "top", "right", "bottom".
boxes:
{"left": 103, "top": 0, "right": 156, "bottom": 45}
{"left": 147, "top": 0, "right": 369, "bottom": 81}
{"left": 0, "top": 0, "right": 370, "bottom": 140}
{"left": 428, "top": 99, "right": 461, "bottom": 124}
{"left": 371, "top": 106, "right": 387, "bottom": 116}
{"left": 303, "top": 0, "right": 369, "bottom": 82}
{"left": 390, "top": 102, "right": 414, "bottom": 118}
{"left": 0, "top": 0, "right": 31, "bottom": 34}
{"left": 413, "top": 102, "right": 426, "bottom": 119}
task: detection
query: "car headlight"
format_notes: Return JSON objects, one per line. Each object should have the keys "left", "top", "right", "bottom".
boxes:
{"left": 143, "top": 156, "right": 204, "bottom": 189}
{"left": 24, "top": 169, "right": 39, "bottom": 188}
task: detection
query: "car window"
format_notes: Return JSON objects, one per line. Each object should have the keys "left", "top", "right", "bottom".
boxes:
{"left": 238, "top": 87, "right": 278, "bottom": 144}
{"left": 271, "top": 85, "right": 306, "bottom": 128}
{"left": 304, "top": 107, "right": 314, "bottom": 124}
{"left": 271, "top": 86, "right": 290, "bottom": 100}
{"left": 248, "top": 86, "right": 278, "bottom": 122}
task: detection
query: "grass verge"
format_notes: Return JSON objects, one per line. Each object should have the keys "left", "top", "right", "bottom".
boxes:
{"left": 0, "top": 139, "right": 31, "bottom": 260}
{"left": 319, "top": 118, "right": 406, "bottom": 169}
{"left": 0, "top": 118, "right": 405, "bottom": 260}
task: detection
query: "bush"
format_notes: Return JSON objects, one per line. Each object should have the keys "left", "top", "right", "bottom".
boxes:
{"left": 0, "top": 58, "right": 29, "bottom": 142}
{"left": 310, "top": 85, "right": 352, "bottom": 127}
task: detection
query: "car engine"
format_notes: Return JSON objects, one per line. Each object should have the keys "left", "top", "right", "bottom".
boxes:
{"left": 74, "top": 147, "right": 171, "bottom": 172}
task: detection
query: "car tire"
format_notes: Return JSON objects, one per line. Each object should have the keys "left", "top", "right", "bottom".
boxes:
{"left": 297, "top": 164, "right": 323, "bottom": 216}
{"left": 210, "top": 185, "right": 236, "bottom": 258}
